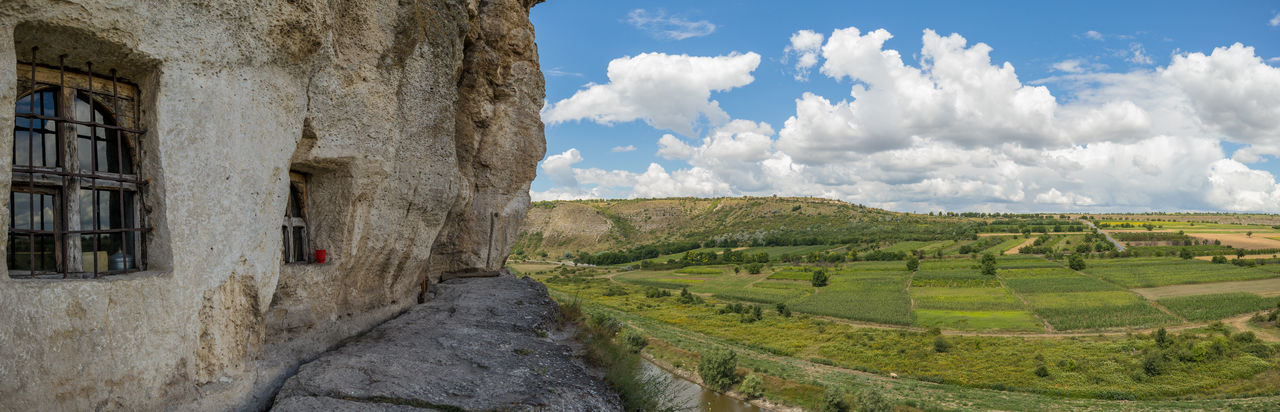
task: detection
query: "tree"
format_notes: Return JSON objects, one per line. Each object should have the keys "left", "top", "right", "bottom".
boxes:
{"left": 745, "top": 262, "right": 764, "bottom": 274}
{"left": 1068, "top": 254, "right": 1086, "bottom": 271}
{"left": 811, "top": 270, "right": 829, "bottom": 287}
{"left": 906, "top": 256, "right": 919, "bottom": 272}
{"left": 776, "top": 302, "right": 792, "bottom": 317}
{"left": 697, "top": 349, "right": 738, "bottom": 392}
{"left": 1179, "top": 248, "right": 1193, "bottom": 260}
{"left": 1238, "top": 249, "right": 1247, "bottom": 259}
{"left": 980, "top": 253, "right": 997, "bottom": 276}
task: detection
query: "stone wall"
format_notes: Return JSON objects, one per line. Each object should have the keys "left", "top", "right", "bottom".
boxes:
{"left": 0, "top": 0, "right": 543, "bottom": 410}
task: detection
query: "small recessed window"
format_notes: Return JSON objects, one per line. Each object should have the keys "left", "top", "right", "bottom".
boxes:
{"left": 9, "top": 51, "right": 147, "bottom": 279}
{"left": 282, "top": 171, "right": 310, "bottom": 264}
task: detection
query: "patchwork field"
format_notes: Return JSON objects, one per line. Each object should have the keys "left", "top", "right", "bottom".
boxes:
{"left": 595, "top": 254, "right": 1280, "bottom": 333}
{"left": 1131, "top": 277, "right": 1280, "bottom": 299}
{"left": 1082, "top": 257, "right": 1278, "bottom": 287}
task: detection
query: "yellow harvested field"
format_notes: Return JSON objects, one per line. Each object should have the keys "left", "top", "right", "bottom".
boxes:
{"left": 1132, "top": 277, "right": 1280, "bottom": 299}
{"left": 1188, "top": 232, "right": 1280, "bottom": 249}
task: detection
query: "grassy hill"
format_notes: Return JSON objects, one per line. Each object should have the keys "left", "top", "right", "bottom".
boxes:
{"left": 515, "top": 197, "right": 976, "bottom": 258}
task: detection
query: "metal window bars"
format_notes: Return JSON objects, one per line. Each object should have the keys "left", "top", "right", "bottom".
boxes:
{"left": 10, "top": 47, "right": 148, "bottom": 279}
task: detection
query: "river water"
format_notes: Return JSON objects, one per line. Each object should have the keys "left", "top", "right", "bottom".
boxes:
{"left": 639, "top": 358, "right": 768, "bottom": 412}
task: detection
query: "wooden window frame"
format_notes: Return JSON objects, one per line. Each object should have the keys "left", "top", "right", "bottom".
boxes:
{"left": 10, "top": 57, "right": 147, "bottom": 279}
{"left": 282, "top": 171, "right": 310, "bottom": 264}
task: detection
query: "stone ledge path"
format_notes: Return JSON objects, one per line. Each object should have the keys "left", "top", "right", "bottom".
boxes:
{"left": 271, "top": 275, "right": 621, "bottom": 411}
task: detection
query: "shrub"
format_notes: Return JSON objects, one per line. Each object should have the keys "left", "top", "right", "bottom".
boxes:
{"left": 933, "top": 336, "right": 952, "bottom": 353}
{"left": 980, "top": 253, "right": 997, "bottom": 276}
{"left": 588, "top": 312, "right": 621, "bottom": 336}
{"left": 603, "top": 285, "right": 628, "bottom": 296}
{"left": 1034, "top": 365, "right": 1050, "bottom": 378}
{"left": 1068, "top": 254, "right": 1086, "bottom": 271}
{"left": 644, "top": 287, "right": 671, "bottom": 298}
{"left": 854, "top": 388, "right": 893, "bottom": 412}
{"left": 697, "top": 349, "right": 738, "bottom": 392}
{"left": 811, "top": 270, "right": 830, "bottom": 287}
{"left": 677, "top": 287, "right": 703, "bottom": 305}
{"left": 620, "top": 330, "right": 648, "bottom": 353}
{"left": 776, "top": 302, "right": 792, "bottom": 317}
{"left": 906, "top": 256, "right": 919, "bottom": 272}
{"left": 737, "top": 374, "right": 764, "bottom": 399}
{"left": 746, "top": 262, "right": 764, "bottom": 274}
{"left": 819, "top": 388, "right": 849, "bottom": 412}
{"left": 1179, "top": 248, "right": 1193, "bottom": 259}
{"left": 1212, "top": 255, "right": 1228, "bottom": 264}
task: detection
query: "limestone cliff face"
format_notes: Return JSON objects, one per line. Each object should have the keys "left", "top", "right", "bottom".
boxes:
{"left": 0, "top": 1, "right": 544, "bottom": 410}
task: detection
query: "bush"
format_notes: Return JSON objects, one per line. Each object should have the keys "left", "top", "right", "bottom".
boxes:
{"left": 1034, "top": 364, "right": 1050, "bottom": 378}
{"left": 854, "top": 388, "right": 893, "bottom": 412}
{"left": 819, "top": 388, "right": 849, "bottom": 412}
{"left": 1179, "top": 248, "right": 1194, "bottom": 259}
{"left": 737, "top": 374, "right": 764, "bottom": 399}
{"left": 677, "top": 287, "right": 703, "bottom": 305}
{"left": 644, "top": 287, "right": 671, "bottom": 298}
{"left": 603, "top": 285, "right": 628, "bottom": 296}
{"left": 933, "top": 336, "right": 953, "bottom": 353}
{"left": 1068, "top": 254, "right": 1086, "bottom": 271}
{"left": 697, "top": 349, "right": 738, "bottom": 392}
{"left": 745, "top": 262, "right": 764, "bottom": 274}
{"left": 811, "top": 270, "right": 830, "bottom": 287}
{"left": 980, "top": 253, "right": 997, "bottom": 276}
{"left": 620, "top": 330, "right": 648, "bottom": 353}
{"left": 906, "top": 256, "right": 919, "bottom": 272}
{"left": 776, "top": 302, "right": 792, "bottom": 317}
{"left": 588, "top": 313, "right": 621, "bottom": 336}
{"left": 1212, "top": 255, "right": 1228, "bottom": 264}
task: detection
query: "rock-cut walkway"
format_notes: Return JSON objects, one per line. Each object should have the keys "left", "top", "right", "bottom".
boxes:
{"left": 271, "top": 275, "right": 621, "bottom": 411}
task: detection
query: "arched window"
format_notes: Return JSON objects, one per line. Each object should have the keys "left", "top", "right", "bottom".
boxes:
{"left": 10, "top": 55, "right": 146, "bottom": 279}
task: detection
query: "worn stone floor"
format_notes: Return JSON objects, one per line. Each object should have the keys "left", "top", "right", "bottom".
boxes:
{"left": 271, "top": 275, "right": 620, "bottom": 411}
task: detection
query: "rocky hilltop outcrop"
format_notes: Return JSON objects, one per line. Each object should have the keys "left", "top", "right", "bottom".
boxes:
{"left": 0, "top": 0, "right": 553, "bottom": 410}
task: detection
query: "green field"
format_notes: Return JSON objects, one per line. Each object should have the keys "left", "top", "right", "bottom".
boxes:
{"left": 1023, "top": 291, "right": 1177, "bottom": 330}
{"left": 1083, "top": 258, "right": 1278, "bottom": 287}
{"left": 914, "top": 309, "right": 1043, "bottom": 332}
{"left": 791, "top": 271, "right": 913, "bottom": 325}
{"left": 911, "top": 287, "right": 1026, "bottom": 311}
{"left": 1156, "top": 293, "right": 1277, "bottom": 321}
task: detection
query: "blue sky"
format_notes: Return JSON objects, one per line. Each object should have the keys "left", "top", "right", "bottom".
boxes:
{"left": 528, "top": 1, "right": 1280, "bottom": 213}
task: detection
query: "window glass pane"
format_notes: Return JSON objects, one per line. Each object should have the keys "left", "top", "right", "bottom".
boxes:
{"left": 34, "top": 234, "right": 55, "bottom": 272}
{"left": 98, "top": 190, "right": 113, "bottom": 229}
{"left": 293, "top": 227, "right": 306, "bottom": 262}
{"left": 78, "top": 136, "right": 93, "bottom": 171}
{"left": 81, "top": 234, "right": 106, "bottom": 273}
{"left": 95, "top": 140, "right": 108, "bottom": 173}
{"left": 79, "top": 189, "right": 95, "bottom": 231}
{"left": 13, "top": 130, "right": 29, "bottom": 167}
{"left": 12, "top": 191, "right": 30, "bottom": 230}
{"left": 43, "top": 131, "right": 57, "bottom": 167}
{"left": 74, "top": 95, "right": 91, "bottom": 122}
{"left": 8, "top": 235, "right": 29, "bottom": 271}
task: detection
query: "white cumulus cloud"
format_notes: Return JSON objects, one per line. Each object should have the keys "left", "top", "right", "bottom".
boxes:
{"left": 541, "top": 52, "right": 761, "bottom": 136}
{"left": 784, "top": 30, "right": 825, "bottom": 81}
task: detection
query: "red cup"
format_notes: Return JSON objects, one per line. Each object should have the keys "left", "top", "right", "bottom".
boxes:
{"left": 315, "top": 249, "right": 327, "bottom": 263}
